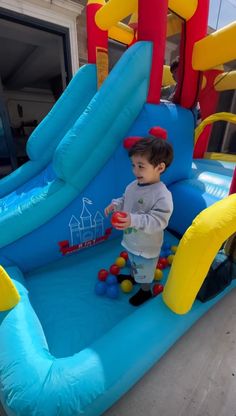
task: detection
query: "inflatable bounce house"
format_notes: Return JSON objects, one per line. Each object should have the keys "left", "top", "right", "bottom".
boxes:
{"left": 0, "top": 0, "right": 235, "bottom": 414}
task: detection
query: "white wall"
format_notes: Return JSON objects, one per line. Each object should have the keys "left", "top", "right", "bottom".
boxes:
{"left": 3, "top": 90, "right": 55, "bottom": 129}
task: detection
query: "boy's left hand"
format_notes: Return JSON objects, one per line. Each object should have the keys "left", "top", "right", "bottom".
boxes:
{"left": 113, "top": 212, "right": 131, "bottom": 230}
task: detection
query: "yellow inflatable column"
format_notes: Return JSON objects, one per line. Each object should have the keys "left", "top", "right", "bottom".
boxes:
{"left": 163, "top": 194, "right": 236, "bottom": 314}
{"left": 193, "top": 22, "right": 236, "bottom": 71}
{"left": 168, "top": 0, "right": 198, "bottom": 21}
{"left": 215, "top": 71, "right": 236, "bottom": 92}
{"left": 0, "top": 266, "right": 20, "bottom": 311}
{"left": 162, "top": 65, "right": 176, "bottom": 86}
{"left": 108, "top": 22, "right": 134, "bottom": 45}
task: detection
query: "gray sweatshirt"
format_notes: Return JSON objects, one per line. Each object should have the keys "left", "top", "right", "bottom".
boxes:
{"left": 112, "top": 180, "right": 173, "bottom": 258}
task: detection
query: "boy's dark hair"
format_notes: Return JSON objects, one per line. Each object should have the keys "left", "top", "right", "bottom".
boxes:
{"left": 128, "top": 137, "right": 174, "bottom": 169}
{"left": 170, "top": 56, "right": 179, "bottom": 74}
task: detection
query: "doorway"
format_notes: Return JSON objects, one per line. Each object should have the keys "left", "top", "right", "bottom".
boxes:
{"left": 0, "top": 9, "right": 72, "bottom": 178}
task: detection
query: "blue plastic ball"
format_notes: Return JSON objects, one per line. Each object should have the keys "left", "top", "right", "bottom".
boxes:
{"left": 106, "top": 284, "right": 119, "bottom": 299}
{"left": 95, "top": 281, "right": 107, "bottom": 296}
{"left": 106, "top": 275, "right": 118, "bottom": 285}
{"left": 162, "top": 243, "right": 171, "bottom": 250}
{"left": 162, "top": 250, "right": 170, "bottom": 258}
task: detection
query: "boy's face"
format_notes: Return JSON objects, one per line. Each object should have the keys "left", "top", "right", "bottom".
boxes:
{"left": 131, "top": 155, "right": 165, "bottom": 185}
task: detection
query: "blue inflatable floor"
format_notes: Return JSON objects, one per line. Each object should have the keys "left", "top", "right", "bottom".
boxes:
{"left": 27, "top": 231, "right": 178, "bottom": 359}
{"left": 1, "top": 230, "right": 236, "bottom": 416}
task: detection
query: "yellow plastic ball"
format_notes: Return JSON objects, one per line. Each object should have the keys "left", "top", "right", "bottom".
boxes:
{"left": 121, "top": 279, "right": 133, "bottom": 293}
{"left": 167, "top": 254, "right": 174, "bottom": 264}
{"left": 115, "top": 256, "right": 126, "bottom": 268}
{"left": 154, "top": 269, "right": 163, "bottom": 280}
{"left": 171, "top": 245, "right": 178, "bottom": 253}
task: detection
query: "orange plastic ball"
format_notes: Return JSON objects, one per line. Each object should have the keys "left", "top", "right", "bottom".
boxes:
{"left": 171, "top": 245, "right": 178, "bottom": 253}
{"left": 167, "top": 254, "right": 174, "bottom": 264}
{"left": 121, "top": 280, "right": 133, "bottom": 293}
{"left": 115, "top": 257, "right": 126, "bottom": 268}
{"left": 154, "top": 269, "right": 163, "bottom": 280}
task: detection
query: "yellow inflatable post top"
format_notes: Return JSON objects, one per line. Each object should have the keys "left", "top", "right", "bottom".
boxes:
{"left": 0, "top": 266, "right": 20, "bottom": 311}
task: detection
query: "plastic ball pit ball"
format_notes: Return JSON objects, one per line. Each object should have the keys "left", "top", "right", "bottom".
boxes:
{"left": 106, "top": 275, "right": 118, "bottom": 285}
{"left": 120, "top": 251, "right": 129, "bottom": 261}
{"left": 152, "top": 283, "right": 164, "bottom": 296}
{"left": 95, "top": 281, "right": 107, "bottom": 296}
{"left": 98, "top": 269, "right": 109, "bottom": 281}
{"left": 109, "top": 264, "right": 120, "bottom": 275}
{"left": 106, "top": 284, "right": 119, "bottom": 299}
{"left": 115, "top": 256, "right": 126, "bottom": 268}
{"left": 111, "top": 211, "right": 127, "bottom": 227}
{"left": 154, "top": 269, "right": 163, "bottom": 280}
{"left": 120, "top": 279, "right": 133, "bottom": 293}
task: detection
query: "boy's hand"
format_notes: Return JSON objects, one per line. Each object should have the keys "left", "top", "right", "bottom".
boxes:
{"left": 112, "top": 212, "right": 131, "bottom": 230}
{"left": 104, "top": 203, "right": 115, "bottom": 217}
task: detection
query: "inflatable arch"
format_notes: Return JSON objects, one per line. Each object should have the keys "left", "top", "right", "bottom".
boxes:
{"left": 194, "top": 112, "right": 236, "bottom": 146}
{"left": 164, "top": 194, "right": 236, "bottom": 314}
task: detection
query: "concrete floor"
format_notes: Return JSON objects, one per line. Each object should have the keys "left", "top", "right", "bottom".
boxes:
{"left": 105, "top": 289, "right": 236, "bottom": 416}
{"left": 1, "top": 289, "right": 236, "bottom": 416}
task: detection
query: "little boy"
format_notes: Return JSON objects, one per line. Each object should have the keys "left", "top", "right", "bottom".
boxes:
{"left": 105, "top": 131, "right": 174, "bottom": 306}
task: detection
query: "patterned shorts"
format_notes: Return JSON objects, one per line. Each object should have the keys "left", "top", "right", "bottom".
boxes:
{"left": 128, "top": 252, "right": 159, "bottom": 284}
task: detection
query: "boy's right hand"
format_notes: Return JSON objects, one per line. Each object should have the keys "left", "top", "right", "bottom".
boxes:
{"left": 104, "top": 203, "right": 115, "bottom": 217}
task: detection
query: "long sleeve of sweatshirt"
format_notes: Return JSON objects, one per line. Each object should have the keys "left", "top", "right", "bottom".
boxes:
{"left": 112, "top": 196, "right": 124, "bottom": 211}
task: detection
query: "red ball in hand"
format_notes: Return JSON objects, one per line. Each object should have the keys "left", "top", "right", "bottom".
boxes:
{"left": 111, "top": 211, "right": 127, "bottom": 227}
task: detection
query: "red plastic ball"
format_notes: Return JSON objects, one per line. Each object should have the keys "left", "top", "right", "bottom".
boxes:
{"left": 159, "top": 258, "right": 169, "bottom": 268}
{"left": 98, "top": 269, "right": 109, "bottom": 281}
{"left": 156, "top": 262, "right": 164, "bottom": 270}
{"left": 153, "top": 283, "right": 164, "bottom": 296}
{"left": 111, "top": 211, "right": 127, "bottom": 227}
{"left": 109, "top": 264, "right": 120, "bottom": 275}
{"left": 120, "top": 251, "right": 129, "bottom": 261}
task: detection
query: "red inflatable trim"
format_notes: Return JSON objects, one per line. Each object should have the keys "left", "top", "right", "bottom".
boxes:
{"left": 229, "top": 168, "right": 236, "bottom": 195}
{"left": 138, "top": 0, "right": 168, "bottom": 104}
{"left": 173, "top": 0, "right": 210, "bottom": 109}
{"left": 194, "top": 69, "right": 222, "bottom": 158}
{"left": 87, "top": 3, "right": 108, "bottom": 64}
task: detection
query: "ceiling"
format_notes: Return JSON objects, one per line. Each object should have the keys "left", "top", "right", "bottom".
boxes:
{"left": 73, "top": 0, "right": 87, "bottom": 5}
{"left": 0, "top": 18, "right": 64, "bottom": 91}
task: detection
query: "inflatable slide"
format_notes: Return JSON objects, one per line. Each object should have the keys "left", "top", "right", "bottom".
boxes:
{"left": 0, "top": 64, "right": 97, "bottom": 199}
{"left": 0, "top": 0, "right": 235, "bottom": 415}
